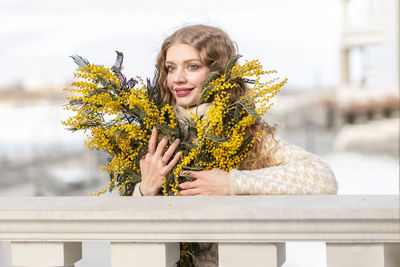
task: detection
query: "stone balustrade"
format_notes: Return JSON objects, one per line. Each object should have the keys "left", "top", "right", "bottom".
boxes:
{"left": 0, "top": 195, "right": 399, "bottom": 267}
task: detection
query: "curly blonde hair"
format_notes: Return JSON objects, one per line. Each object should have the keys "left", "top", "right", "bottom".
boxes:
{"left": 156, "top": 24, "right": 278, "bottom": 169}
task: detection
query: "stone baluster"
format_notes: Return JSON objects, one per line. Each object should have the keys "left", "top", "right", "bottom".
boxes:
{"left": 326, "top": 243, "right": 400, "bottom": 267}
{"left": 110, "top": 242, "right": 180, "bottom": 267}
{"left": 218, "top": 243, "right": 286, "bottom": 267}
{"left": 11, "top": 242, "right": 82, "bottom": 267}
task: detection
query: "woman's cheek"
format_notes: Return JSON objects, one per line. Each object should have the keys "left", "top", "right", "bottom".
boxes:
{"left": 167, "top": 76, "right": 173, "bottom": 92}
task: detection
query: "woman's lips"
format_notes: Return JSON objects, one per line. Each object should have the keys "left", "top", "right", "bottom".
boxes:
{"left": 175, "top": 88, "right": 194, "bottom": 97}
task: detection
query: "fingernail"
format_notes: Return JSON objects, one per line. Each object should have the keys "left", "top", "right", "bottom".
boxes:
{"left": 174, "top": 139, "right": 180, "bottom": 143}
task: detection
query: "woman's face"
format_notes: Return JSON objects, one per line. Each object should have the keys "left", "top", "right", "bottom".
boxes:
{"left": 166, "top": 43, "right": 210, "bottom": 108}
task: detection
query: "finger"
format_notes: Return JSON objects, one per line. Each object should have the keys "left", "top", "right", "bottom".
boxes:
{"left": 180, "top": 188, "right": 201, "bottom": 196}
{"left": 165, "top": 151, "right": 181, "bottom": 170}
{"left": 162, "top": 138, "right": 180, "bottom": 162}
{"left": 148, "top": 128, "right": 157, "bottom": 154}
{"left": 155, "top": 135, "right": 168, "bottom": 158}
{"left": 179, "top": 181, "right": 198, "bottom": 190}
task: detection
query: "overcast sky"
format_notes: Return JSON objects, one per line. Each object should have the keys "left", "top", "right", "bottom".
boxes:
{"left": 0, "top": 0, "right": 397, "bottom": 90}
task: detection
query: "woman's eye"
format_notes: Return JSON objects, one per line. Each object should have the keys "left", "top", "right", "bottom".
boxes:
{"left": 188, "top": 64, "right": 199, "bottom": 70}
{"left": 166, "top": 66, "right": 175, "bottom": 72}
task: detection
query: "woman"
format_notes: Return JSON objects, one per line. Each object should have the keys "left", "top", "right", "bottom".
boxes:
{"left": 134, "top": 24, "right": 337, "bottom": 197}
{"left": 133, "top": 24, "right": 338, "bottom": 266}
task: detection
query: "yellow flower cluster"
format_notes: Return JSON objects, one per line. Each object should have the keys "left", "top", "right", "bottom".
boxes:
{"left": 253, "top": 79, "right": 287, "bottom": 115}
{"left": 128, "top": 90, "right": 159, "bottom": 131}
{"left": 62, "top": 64, "right": 127, "bottom": 131}
{"left": 214, "top": 115, "right": 257, "bottom": 170}
{"left": 230, "top": 60, "right": 288, "bottom": 116}
{"left": 63, "top": 63, "right": 149, "bottom": 194}
{"left": 159, "top": 104, "right": 177, "bottom": 128}
{"left": 230, "top": 59, "right": 272, "bottom": 78}
{"left": 75, "top": 64, "right": 121, "bottom": 85}
{"left": 202, "top": 77, "right": 237, "bottom": 102}
{"left": 204, "top": 91, "right": 230, "bottom": 136}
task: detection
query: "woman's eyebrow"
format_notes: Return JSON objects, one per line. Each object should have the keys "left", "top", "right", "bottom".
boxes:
{"left": 165, "top": 59, "right": 202, "bottom": 65}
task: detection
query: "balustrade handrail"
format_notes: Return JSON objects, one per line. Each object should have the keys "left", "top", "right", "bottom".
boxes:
{"left": 0, "top": 195, "right": 398, "bottom": 243}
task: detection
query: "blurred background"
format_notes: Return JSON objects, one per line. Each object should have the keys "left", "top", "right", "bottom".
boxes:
{"left": 0, "top": 0, "right": 398, "bottom": 266}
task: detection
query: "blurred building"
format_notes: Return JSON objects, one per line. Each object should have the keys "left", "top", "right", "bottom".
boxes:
{"left": 333, "top": 0, "right": 399, "bottom": 157}
{"left": 263, "top": 0, "right": 399, "bottom": 158}
{"left": 336, "top": 0, "right": 399, "bottom": 125}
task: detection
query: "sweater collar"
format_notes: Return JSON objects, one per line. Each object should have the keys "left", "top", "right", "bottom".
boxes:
{"left": 173, "top": 103, "right": 213, "bottom": 122}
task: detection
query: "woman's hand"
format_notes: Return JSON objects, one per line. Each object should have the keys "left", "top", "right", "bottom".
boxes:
{"left": 179, "top": 168, "right": 231, "bottom": 196}
{"left": 139, "top": 128, "right": 181, "bottom": 196}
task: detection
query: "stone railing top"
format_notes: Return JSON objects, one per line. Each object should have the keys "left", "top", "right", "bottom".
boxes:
{"left": 0, "top": 195, "right": 398, "bottom": 220}
{"left": 0, "top": 195, "right": 399, "bottom": 243}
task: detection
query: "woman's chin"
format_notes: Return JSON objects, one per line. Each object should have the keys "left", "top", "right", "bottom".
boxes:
{"left": 175, "top": 100, "right": 196, "bottom": 108}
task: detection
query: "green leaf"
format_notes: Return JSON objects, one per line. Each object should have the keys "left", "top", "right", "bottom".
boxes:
{"left": 69, "top": 99, "right": 83, "bottom": 106}
{"left": 233, "top": 105, "right": 242, "bottom": 124}
{"left": 236, "top": 135, "right": 254, "bottom": 155}
{"left": 111, "top": 51, "right": 124, "bottom": 72}
{"left": 182, "top": 165, "right": 204, "bottom": 171}
{"left": 201, "top": 71, "right": 221, "bottom": 89}
{"left": 199, "top": 84, "right": 215, "bottom": 103}
{"left": 209, "top": 61, "right": 218, "bottom": 72}
{"left": 70, "top": 54, "right": 90, "bottom": 68}
{"left": 88, "top": 88, "right": 108, "bottom": 97}
{"left": 224, "top": 55, "right": 240, "bottom": 82}
{"left": 114, "top": 168, "right": 142, "bottom": 194}
{"left": 237, "top": 100, "right": 260, "bottom": 120}
{"left": 146, "top": 67, "right": 162, "bottom": 107}
{"left": 156, "top": 123, "right": 180, "bottom": 136}
{"left": 126, "top": 107, "right": 146, "bottom": 122}
{"left": 122, "top": 168, "right": 142, "bottom": 183}
{"left": 205, "top": 134, "right": 231, "bottom": 143}
{"left": 234, "top": 77, "right": 256, "bottom": 84}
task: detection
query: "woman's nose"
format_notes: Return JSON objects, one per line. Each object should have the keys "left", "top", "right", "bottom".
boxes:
{"left": 173, "top": 68, "right": 187, "bottom": 84}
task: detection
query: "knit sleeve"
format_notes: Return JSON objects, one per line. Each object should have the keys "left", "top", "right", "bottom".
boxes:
{"left": 132, "top": 182, "right": 143, "bottom": 196}
{"left": 229, "top": 136, "right": 338, "bottom": 195}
